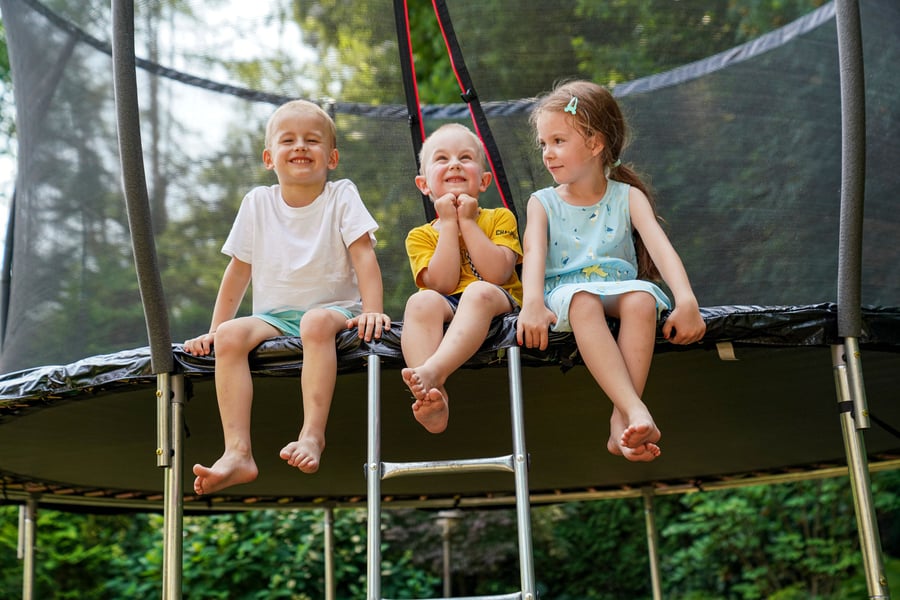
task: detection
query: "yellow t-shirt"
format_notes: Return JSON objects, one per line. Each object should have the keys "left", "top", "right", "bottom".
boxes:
{"left": 405, "top": 207, "right": 523, "bottom": 305}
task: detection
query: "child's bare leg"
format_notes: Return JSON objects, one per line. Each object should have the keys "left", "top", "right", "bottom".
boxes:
{"left": 280, "top": 309, "right": 345, "bottom": 474}
{"left": 193, "top": 317, "right": 278, "bottom": 495}
{"left": 402, "top": 282, "right": 512, "bottom": 433}
{"left": 568, "top": 292, "right": 660, "bottom": 461}
{"left": 606, "top": 292, "right": 660, "bottom": 456}
{"left": 401, "top": 290, "right": 454, "bottom": 432}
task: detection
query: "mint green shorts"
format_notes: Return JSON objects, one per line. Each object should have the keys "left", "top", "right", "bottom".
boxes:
{"left": 254, "top": 307, "right": 355, "bottom": 337}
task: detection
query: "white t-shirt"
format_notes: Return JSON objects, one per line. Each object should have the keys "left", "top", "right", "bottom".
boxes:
{"left": 222, "top": 179, "right": 378, "bottom": 315}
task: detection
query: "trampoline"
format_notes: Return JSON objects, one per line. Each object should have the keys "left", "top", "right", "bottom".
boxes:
{"left": 0, "top": 0, "right": 898, "bottom": 598}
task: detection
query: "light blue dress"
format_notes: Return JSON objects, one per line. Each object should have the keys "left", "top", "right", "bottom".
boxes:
{"left": 535, "top": 180, "right": 672, "bottom": 332}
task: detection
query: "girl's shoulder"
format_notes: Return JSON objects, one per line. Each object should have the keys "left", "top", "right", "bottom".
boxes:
{"left": 531, "top": 186, "right": 562, "bottom": 211}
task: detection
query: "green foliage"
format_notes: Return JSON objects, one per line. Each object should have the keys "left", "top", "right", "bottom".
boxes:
{"left": 1, "top": 470, "right": 899, "bottom": 598}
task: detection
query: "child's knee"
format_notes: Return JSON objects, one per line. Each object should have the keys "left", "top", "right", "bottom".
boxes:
{"left": 299, "top": 309, "right": 344, "bottom": 342}
{"left": 459, "top": 281, "right": 504, "bottom": 307}
{"left": 213, "top": 320, "right": 252, "bottom": 355}
{"left": 403, "top": 290, "right": 445, "bottom": 319}
{"left": 570, "top": 291, "right": 604, "bottom": 316}
{"left": 622, "top": 292, "right": 657, "bottom": 319}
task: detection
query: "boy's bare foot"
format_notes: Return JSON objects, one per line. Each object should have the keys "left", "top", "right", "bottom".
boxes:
{"left": 192, "top": 452, "right": 258, "bottom": 496}
{"left": 401, "top": 367, "right": 427, "bottom": 402}
{"left": 403, "top": 366, "right": 450, "bottom": 433}
{"left": 412, "top": 387, "right": 450, "bottom": 433}
{"left": 280, "top": 435, "right": 325, "bottom": 474}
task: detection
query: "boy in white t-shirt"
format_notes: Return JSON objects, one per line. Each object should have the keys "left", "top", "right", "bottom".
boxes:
{"left": 184, "top": 100, "right": 390, "bottom": 496}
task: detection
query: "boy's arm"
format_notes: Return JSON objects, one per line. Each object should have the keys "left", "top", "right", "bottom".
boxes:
{"left": 457, "top": 198, "right": 517, "bottom": 284}
{"left": 347, "top": 234, "right": 391, "bottom": 341}
{"left": 417, "top": 193, "right": 464, "bottom": 293}
{"left": 183, "top": 256, "right": 251, "bottom": 355}
{"left": 629, "top": 188, "right": 706, "bottom": 345}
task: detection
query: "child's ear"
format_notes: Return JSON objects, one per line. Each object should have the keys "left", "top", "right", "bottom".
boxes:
{"left": 327, "top": 148, "right": 340, "bottom": 170}
{"left": 414, "top": 174, "right": 430, "bottom": 196}
{"left": 262, "top": 148, "right": 275, "bottom": 170}
{"left": 479, "top": 171, "right": 493, "bottom": 192}
{"left": 589, "top": 134, "right": 606, "bottom": 158}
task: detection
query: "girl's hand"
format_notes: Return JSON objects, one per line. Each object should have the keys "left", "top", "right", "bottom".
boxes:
{"left": 516, "top": 304, "right": 557, "bottom": 350}
{"left": 662, "top": 304, "right": 706, "bottom": 345}
{"left": 183, "top": 332, "right": 215, "bottom": 356}
{"left": 347, "top": 312, "right": 391, "bottom": 342}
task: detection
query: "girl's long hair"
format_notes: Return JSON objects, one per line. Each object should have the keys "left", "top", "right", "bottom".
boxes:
{"left": 530, "top": 80, "right": 662, "bottom": 281}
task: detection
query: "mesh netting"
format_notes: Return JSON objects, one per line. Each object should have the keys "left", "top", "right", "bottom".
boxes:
{"left": 1, "top": 0, "right": 898, "bottom": 373}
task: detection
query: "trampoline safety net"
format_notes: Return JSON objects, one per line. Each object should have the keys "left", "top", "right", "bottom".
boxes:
{"left": 0, "top": 0, "right": 897, "bottom": 373}
{"left": 0, "top": 0, "right": 899, "bottom": 509}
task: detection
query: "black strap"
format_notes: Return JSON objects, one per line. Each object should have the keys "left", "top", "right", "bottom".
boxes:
{"left": 393, "top": 0, "right": 435, "bottom": 221}
{"left": 431, "top": 0, "right": 517, "bottom": 221}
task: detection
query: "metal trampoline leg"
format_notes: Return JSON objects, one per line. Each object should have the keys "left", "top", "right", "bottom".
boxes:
{"left": 366, "top": 353, "right": 383, "bottom": 600}
{"left": 832, "top": 342, "right": 890, "bottom": 599}
{"left": 642, "top": 487, "right": 662, "bottom": 600}
{"left": 161, "top": 373, "right": 185, "bottom": 600}
{"left": 18, "top": 495, "right": 38, "bottom": 600}
{"left": 325, "top": 506, "right": 336, "bottom": 600}
{"left": 507, "top": 345, "right": 537, "bottom": 599}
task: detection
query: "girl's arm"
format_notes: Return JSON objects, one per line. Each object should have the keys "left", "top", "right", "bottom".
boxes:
{"left": 629, "top": 189, "right": 706, "bottom": 345}
{"left": 516, "top": 196, "right": 557, "bottom": 350}
{"left": 183, "top": 256, "right": 251, "bottom": 355}
{"left": 347, "top": 234, "right": 391, "bottom": 341}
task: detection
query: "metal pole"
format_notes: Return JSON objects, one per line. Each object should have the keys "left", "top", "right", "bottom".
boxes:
{"left": 18, "top": 495, "right": 37, "bottom": 600}
{"left": 642, "top": 488, "right": 662, "bottom": 600}
{"left": 163, "top": 374, "right": 185, "bottom": 600}
{"left": 507, "top": 345, "right": 537, "bottom": 600}
{"left": 832, "top": 345, "right": 889, "bottom": 598}
{"left": 324, "top": 507, "right": 336, "bottom": 600}
{"left": 366, "top": 354, "right": 382, "bottom": 600}
{"left": 441, "top": 515, "right": 452, "bottom": 597}
{"left": 436, "top": 510, "right": 462, "bottom": 597}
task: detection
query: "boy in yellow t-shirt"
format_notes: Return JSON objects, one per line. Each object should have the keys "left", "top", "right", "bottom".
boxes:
{"left": 401, "top": 123, "right": 523, "bottom": 433}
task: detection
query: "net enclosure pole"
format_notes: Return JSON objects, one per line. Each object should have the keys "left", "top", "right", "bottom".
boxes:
{"left": 111, "top": 1, "right": 180, "bottom": 598}
{"left": 833, "top": 1, "right": 888, "bottom": 598}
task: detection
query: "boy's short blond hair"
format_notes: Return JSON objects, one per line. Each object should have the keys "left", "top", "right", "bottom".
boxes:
{"left": 265, "top": 100, "right": 338, "bottom": 150}
{"left": 418, "top": 123, "right": 488, "bottom": 174}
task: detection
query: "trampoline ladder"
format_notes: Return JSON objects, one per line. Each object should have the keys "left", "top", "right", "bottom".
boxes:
{"left": 365, "top": 345, "right": 537, "bottom": 600}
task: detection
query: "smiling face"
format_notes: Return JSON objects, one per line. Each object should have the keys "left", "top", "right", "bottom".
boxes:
{"left": 415, "top": 124, "right": 492, "bottom": 200}
{"left": 534, "top": 110, "right": 604, "bottom": 186}
{"left": 262, "top": 104, "right": 339, "bottom": 190}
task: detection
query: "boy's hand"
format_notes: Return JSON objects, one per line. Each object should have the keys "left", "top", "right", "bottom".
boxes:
{"left": 347, "top": 312, "right": 391, "bottom": 342}
{"left": 516, "top": 304, "right": 557, "bottom": 351}
{"left": 455, "top": 193, "right": 480, "bottom": 221}
{"left": 183, "top": 332, "right": 215, "bottom": 356}
{"left": 433, "top": 193, "right": 459, "bottom": 222}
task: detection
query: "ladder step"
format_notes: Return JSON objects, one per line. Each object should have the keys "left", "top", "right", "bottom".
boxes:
{"left": 383, "top": 593, "right": 523, "bottom": 600}
{"left": 381, "top": 454, "right": 516, "bottom": 480}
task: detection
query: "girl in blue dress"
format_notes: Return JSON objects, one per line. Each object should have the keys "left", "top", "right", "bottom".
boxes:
{"left": 517, "top": 80, "right": 706, "bottom": 462}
